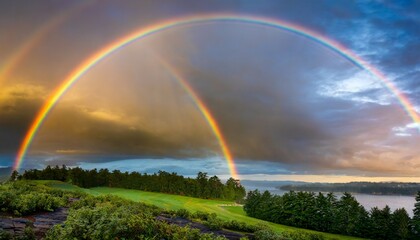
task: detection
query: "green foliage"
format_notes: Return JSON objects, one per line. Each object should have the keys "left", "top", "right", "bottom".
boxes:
{"left": 281, "top": 182, "right": 420, "bottom": 196}
{"left": 244, "top": 190, "right": 414, "bottom": 239}
{"left": 0, "top": 181, "right": 67, "bottom": 216}
{"left": 411, "top": 191, "right": 420, "bottom": 239}
{"left": 175, "top": 208, "right": 191, "bottom": 218}
{"left": 282, "top": 231, "right": 326, "bottom": 240}
{"left": 90, "top": 187, "right": 358, "bottom": 240}
{"left": 204, "top": 214, "right": 224, "bottom": 230}
{"left": 46, "top": 200, "right": 226, "bottom": 240}
{"left": 254, "top": 229, "right": 287, "bottom": 240}
{"left": 189, "top": 210, "right": 264, "bottom": 233}
{"left": 192, "top": 210, "right": 212, "bottom": 221}
{"left": 223, "top": 220, "right": 261, "bottom": 233}
{"left": 333, "top": 192, "right": 368, "bottom": 236}
{"left": 9, "top": 170, "right": 20, "bottom": 182}
{"left": 252, "top": 229, "right": 327, "bottom": 240}
{"left": 167, "top": 208, "right": 264, "bottom": 234}
{"left": 1, "top": 180, "right": 358, "bottom": 240}
{"left": 391, "top": 208, "right": 410, "bottom": 239}
{"left": 22, "top": 166, "right": 246, "bottom": 202}
{"left": 0, "top": 225, "right": 37, "bottom": 240}
{"left": 0, "top": 230, "right": 12, "bottom": 240}
{"left": 19, "top": 226, "right": 36, "bottom": 240}
{"left": 11, "top": 192, "right": 64, "bottom": 215}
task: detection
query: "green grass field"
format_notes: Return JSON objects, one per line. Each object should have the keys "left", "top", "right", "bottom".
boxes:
{"left": 38, "top": 181, "right": 363, "bottom": 240}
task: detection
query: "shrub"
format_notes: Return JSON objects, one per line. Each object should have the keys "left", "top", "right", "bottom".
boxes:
{"left": 18, "top": 226, "right": 36, "bottom": 240}
{"left": 0, "top": 230, "right": 12, "bottom": 240}
{"left": 192, "top": 210, "right": 211, "bottom": 221}
{"left": 204, "top": 215, "right": 224, "bottom": 230}
{"left": 0, "top": 190, "right": 15, "bottom": 210}
{"left": 10, "top": 193, "right": 64, "bottom": 215}
{"left": 224, "top": 220, "right": 260, "bottom": 233}
{"left": 254, "top": 229, "right": 288, "bottom": 240}
{"left": 176, "top": 208, "right": 191, "bottom": 218}
{"left": 282, "top": 231, "right": 325, "bottom": 240}
{"left": 0, "top": 181, "right": 83, "bottom": 216}
{"left": 46, "top": 204, "right": 227, "bottom": 240}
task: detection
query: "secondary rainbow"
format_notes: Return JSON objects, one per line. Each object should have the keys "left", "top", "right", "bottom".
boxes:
{"left": 14, "top": 14, "right": 420, "bottom": 175}
{"left": 0, "top": 1, "right": 96, "bottom": 86}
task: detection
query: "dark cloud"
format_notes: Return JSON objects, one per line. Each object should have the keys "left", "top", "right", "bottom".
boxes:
{"left": 0, "top": 0, "right": 418, "bottom": 177}
{"left": 0, "top": 86, "right": 45, "bottom": 154}
{"left": 29, "top": 102, "right": 218, "bottom": 158}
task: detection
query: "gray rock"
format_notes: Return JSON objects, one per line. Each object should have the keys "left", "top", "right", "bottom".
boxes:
{"left": 0, "top": 219, "right": 14, "bottom": 229}
{"left": 33, "top": 223, "right": 51, "bottom": 229}
{"left": 12, "top": 222, "right": 26, "bottom": 229}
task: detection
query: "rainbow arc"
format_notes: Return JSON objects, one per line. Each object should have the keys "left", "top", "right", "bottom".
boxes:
{"left": 0, "top": 1, "right": 96, "bottom": 86}
{"left": 14, "top": 14, "right": 420, "bottom": 179}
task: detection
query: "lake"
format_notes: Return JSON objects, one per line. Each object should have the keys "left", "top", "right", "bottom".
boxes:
{"left": 242, "top": 184, "right": 416, "bottom": 217}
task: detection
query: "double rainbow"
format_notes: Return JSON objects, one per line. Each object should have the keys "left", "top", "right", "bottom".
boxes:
{"left": 0, "top": 1, "right": 96, "bottom": 86}
{"left": 14, "top": 14, "right": 420, "bottom": 179}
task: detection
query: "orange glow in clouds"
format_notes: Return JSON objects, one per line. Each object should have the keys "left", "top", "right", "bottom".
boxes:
{"left": 14, "top": 14, "right": 419, "bottom": 180}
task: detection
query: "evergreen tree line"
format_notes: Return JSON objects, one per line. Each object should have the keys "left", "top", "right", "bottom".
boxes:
{"left": 244, "top": 190, "right": 420, "bottom": 239}
{"left": 280, "top": 181, "right": 420, "bottom": 196}
{"left": 20, "top": 165, "right": 246, "bottom": 202}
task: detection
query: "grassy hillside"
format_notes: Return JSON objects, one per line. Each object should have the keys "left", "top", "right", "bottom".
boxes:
{"left": 39, "top": 181, "right": 363, "bottom": 240}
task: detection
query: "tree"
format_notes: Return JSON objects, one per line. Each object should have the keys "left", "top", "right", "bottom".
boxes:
{"left": 334, "top": 192, "right": 366, "bottom": 236}
{"left": 411, "top": 191, "right": 420, "bottom": 239}
{"left": 196, "top": 172, "right": 209, "bottom": 198}
{"left": 9, "top": 170, "right": 19, "bottom": 181}
{"left": 244, "top": 190, "right": 261, "bottom": 216}
{"left": 370, "top": 206, "right": 392, "bottom": 239}
{"left": 42, "top": 165, "right": 54, "bottom": 179}
{"left": 225, "top": 178, "right": 246, "bottom": 202}
{"left": 391, "top": 208, "right": 410, "bottom": 240}
{"left": 208, "top": 176, "right": 224, "bottom": 199}
{"left": 314, "top": 192, "right": 335, "bottom": 232}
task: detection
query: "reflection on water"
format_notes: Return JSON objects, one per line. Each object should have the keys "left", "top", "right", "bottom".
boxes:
{"left": 243, "top": 185, "right": 416, "bottom": 217}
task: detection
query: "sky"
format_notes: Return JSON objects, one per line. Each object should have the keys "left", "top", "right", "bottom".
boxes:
{"left": 0, "top": 0, "right": 419, "bottom": 182}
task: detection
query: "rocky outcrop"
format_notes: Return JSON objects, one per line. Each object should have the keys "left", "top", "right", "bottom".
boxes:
{"left": 0, "top": 207, "right": 68, "bottom": 239}
{"left": 2, "top": 206, "right": 250, "bottom": 239}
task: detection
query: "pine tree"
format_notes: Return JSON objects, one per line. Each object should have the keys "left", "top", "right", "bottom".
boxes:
{"left": 334, "top": 192, "right": 365, "bottom": 236}
{"left": 411, "top": 191, "right": 420, "bottom": 238}
{"left": 391, "top": 208, "right": 409, "bottom": 240}
{"left": 9, "top": 170, "right": 19, "bottom": 181}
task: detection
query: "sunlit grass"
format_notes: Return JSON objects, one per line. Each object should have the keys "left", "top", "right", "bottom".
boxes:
{"left": 40, "top": 181, "right": 363, "bottom": 240}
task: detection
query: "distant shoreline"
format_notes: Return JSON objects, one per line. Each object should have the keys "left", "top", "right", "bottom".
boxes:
{"left": 278, "top": 181, "right": 420, "bottom": 196}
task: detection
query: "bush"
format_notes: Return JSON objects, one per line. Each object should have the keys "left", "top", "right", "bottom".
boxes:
{"left": 0, "top": 182, "right": 67, "bottom": 216}
{"left": 46, "top": 204, "right": 227, "bottom": 240}
{"left": 204, "top": 215, "right": 224, "bottom": 230}
{"left": 254, "top": 229, "right": 287, "bottom": 240}
{"left": 0, "top": 230, "right": 12, "bottom": 240}
{"left": 19, "top": 226, "right": 36, "bottom": 240}
{"left": 224, "top": 220, "right": 261, "bottom": 233}
{"left": 0, "top": 190, "right": 15, "bottom": 210}
{"left": 254, "top": 228, "right": 325, "bottom": 240}
{"left": 282, "top": 231, "right": 325, "bottom": 240}
{"left": 10, "top": 193, "right": 64, "bottom": 215}
{"left": 192, "top": 210, "right": 211, "bottom": 221}
{"left": 176, "top": 208, "right": 191, "bottom": 218}
{"left": 0, "top": 227, "right": 35, "bottom": 240}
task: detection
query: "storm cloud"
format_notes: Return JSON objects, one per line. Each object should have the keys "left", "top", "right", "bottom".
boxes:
{"left": 0, "top": 0, "right": 418, "bottom": 178}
